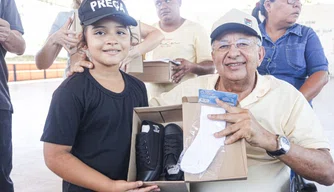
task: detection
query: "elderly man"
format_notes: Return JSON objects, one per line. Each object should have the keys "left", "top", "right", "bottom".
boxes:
{"left": 145, "top": 0, "right": 215, "bottom": 98}
{"left": 150, "top": 9, "right": 334, "bottom": 191}
{"left": 0, "top": 0, "right": 26, "bottom": 191}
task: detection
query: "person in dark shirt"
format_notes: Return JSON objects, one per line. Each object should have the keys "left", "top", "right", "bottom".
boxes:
{"left": 0, "top": 0, "right": 26, "bottom": 191}
{"left": 40, "top": 1, "right": 159, "bottom": 191}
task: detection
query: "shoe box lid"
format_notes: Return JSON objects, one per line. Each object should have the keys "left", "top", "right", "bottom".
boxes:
{"left": 132, "top": 104, "right": 182, "bottom": 124}
{"left": 128, "top": 97, "right": 247, "bottom": 192}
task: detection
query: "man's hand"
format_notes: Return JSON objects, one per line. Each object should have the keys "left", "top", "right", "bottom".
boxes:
{"left": 0, "top": 18, "right": 11, "bottom": 43}
{"left": 50, "top": 17, "right": 79, "bottom": 54}
{"left": 208, "top": 99, "right": 277, "bottom": 151}
{"left": 171, "top": 58, "right": 197, "bottom": 83}
{"left": 109, "top": 180, "right": 159, "bottom": 192}
{"left": 66, "top": 51, "right": 93, "bottom": 77}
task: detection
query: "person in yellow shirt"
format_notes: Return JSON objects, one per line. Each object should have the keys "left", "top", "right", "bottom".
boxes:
{"left": 145, "top": 0, "right": 215, "bottom": 99}
{"left": 150, "top": 9, "right": 334, "bottom": 191}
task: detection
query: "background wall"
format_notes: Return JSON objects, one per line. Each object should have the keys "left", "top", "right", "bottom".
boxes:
{"left": 7, "top": 0, "right": 334, "bottom": 74}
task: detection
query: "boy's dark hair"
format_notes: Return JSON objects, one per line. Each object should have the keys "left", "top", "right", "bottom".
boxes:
{"left": 252, "top": 0, "right": 276, "bottom": 24}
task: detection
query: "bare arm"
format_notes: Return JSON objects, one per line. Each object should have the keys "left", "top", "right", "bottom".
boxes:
{"left": 299, "top": 71, "right": 329, "bottom": 101}
{"left": 250, "top": 132, "right": 334, "bottom": 186}
{"left": 119, "top": 22, "right": 164, "bottom": 71}
{"left": 35, "top": 35, "right": 63, "bottom": 70}
{"left": 279, "top": 146, "right": 334, "bottom": 186}
{"left": 1, "top": 30, "right": 25, "bottom": 55}
{"left": 0, "top": 17, "right": 25, "bottom": 55}
{"left": 35, "top": 18, "right": 79, "bottom": 70}
{"left": 44, "top": 142, "right": 116, "bottom": 191}
{"left": 136, "top": 22, "right": 164, "bottom": 55}
{"left": 171, "top": 59, "right": 214, "bottom": 83}
{"left": 250, "top": 131, "right": 334, "bottom": 185}
{"left": 44, "top": 142, "right": 158, "bottom": 192}
{"left": 192, "top": 60, "right": 215, "bottom": 75}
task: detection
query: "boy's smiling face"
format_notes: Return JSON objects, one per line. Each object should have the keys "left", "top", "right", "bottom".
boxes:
{"left": 85, "top": 17, "right": 131, "bottom": 67}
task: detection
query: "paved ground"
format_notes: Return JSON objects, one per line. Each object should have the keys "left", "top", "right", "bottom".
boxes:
{"left": 8, "top": 78, "right": 334, "bottom": 192}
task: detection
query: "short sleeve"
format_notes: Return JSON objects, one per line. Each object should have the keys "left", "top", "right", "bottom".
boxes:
{"left": 194, "top": 24, "right": 212, "bottom": 63}
{"left": 4, "top": 0, "right": 24, "bottom": 34}
{"left": 41, "top": 87, "right": 83, "bottom": 146}
{"left": 305, "top": 28, "right": 328, "bottom": 76}
{"left": 284, "top": 94, "right": 330, "bottom": 149}
{"left": 140, "top": 81, "right": 149, "bottom": 107}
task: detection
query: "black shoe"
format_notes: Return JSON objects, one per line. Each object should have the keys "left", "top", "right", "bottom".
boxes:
{"left": 136, "top": 120, "right": 164, "bottom": 181}
{"left": 163, "top": 123, "right": 184, "bottom": 181}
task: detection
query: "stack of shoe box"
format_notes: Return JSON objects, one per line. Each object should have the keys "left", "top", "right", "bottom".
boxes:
{"left": 127, "top": 97, "right": 248, "bottom": 192}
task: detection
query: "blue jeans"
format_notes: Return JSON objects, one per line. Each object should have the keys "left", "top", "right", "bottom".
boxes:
{"left": 0, "top": 110, "right": 13, "bottom": 192}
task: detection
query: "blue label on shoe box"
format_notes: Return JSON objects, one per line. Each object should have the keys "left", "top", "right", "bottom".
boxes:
{"left": 198, "top": 89, "right": 238, "bottom": 106}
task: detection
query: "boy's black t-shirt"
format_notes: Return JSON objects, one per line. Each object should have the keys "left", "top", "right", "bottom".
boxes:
{"left": 41, "top": 68, "right": 148, "bottom": 192}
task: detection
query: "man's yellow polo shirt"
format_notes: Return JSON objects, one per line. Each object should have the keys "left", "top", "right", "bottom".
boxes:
{"left": 150, "top": 73, "right": 329, "bottom": 191}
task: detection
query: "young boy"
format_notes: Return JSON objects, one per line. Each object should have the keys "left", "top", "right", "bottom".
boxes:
{"left": 40, "top": 1, "right": 159, "bottom": 191}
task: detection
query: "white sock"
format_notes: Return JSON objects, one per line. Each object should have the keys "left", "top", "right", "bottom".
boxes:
{"left": 180, "top": 105, "right": 226, "bottom": 174}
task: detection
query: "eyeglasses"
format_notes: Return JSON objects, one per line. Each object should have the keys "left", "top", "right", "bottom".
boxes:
{"left": 212, "top": 39, "right": 261, "bottom": 53}
{"left": 287, "top": 0, "right": 304, "bottom": 5}
{"left": 155, "top": 0, "right": 172, "bottom": 7}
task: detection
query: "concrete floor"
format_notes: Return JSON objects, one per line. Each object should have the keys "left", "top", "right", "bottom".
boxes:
{"left": 8, "top": 78, "right": 334, "bottom": 192}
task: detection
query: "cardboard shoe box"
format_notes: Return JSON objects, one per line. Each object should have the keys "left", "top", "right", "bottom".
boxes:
{"left": 128, "top": 104, "right": 187, "bottom": 191}
{"left": 128, "top": 60, "right": 178, "bottom": 83}
{"left": 127, "top": 98, "right": 248, "bottom": 192}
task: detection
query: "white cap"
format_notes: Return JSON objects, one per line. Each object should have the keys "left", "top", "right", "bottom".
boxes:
{"left": 210, "top": 9, "right": 262, "bottom": 43}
